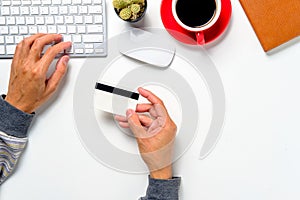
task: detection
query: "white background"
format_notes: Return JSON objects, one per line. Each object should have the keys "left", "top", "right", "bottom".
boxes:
{"left": 1, "top": 0, "right": 300, "bottom": 199}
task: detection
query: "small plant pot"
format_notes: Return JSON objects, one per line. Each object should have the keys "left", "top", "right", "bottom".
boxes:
{"left": 113, "top": 0, "right": 147, "bottom": 23}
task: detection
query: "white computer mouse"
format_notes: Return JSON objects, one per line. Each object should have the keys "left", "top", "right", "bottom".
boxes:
{"left": 118, "top": 28, "right": 176, "bottom": 68}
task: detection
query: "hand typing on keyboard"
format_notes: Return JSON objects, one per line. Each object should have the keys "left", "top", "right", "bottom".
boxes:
{"left": 5, "top": 34, "right": 72, "bottom": 113}
{"left": 0, "top": 0, "right": 107, "bottom": 58}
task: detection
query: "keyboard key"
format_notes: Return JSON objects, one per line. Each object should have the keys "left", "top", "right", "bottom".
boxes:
{"left": 93, "top": 0, "right": 102, "bottom": 4}
{"left": 15, "top": 36, "right": 24, "bottom": 44}
{"left": 85, "top": 49, "right": 94, "bottom": 54}
{"left": 94, "top": 15, "right": 103, "bottom": 24}
{"left": 57, "top": 26, "right": 67, "bottom": 34}
{"left": 95, "top": 48, "right": 104, "bottom": 54}
{"left": 73, "top": 0, "right": 82, "bottom": 5}
{"left": 87, "top": 25, "right": 103, "bottom": 33}
{"left": 79, "top": 6, "right": 88, "bottom": 14}
{"left": 47, "top": 26, "right": 57, "bottom": 33}
{"left": 59, "top": 6, "right": 68, "bottom": 14}
{"left": 5, "top": 36, "right": 14, "bottom": 44}
{"left": 63, "top": 35, "right": 72, "bottom": 42}
{"left": 19, "top": 26, "right": 29, "bottom": 34}
{"left": 22, "top": 1, "right": 32, "bottom": 5}
{"left": 9, "top": 26, "right": 19, "bottom": 34}
{"left": 88, "top": 5, "right": 102, "bottom": 14}
{"left": 65, "top": 16, "right": 74, "bottom": 24}
{"left": 40, "top": 7, "right": 49, "bottom": 15}
{"left": 0, "top": 27, "right": 9, "bottom": 34}
{"left": 38, "top": 26, "right": 47, "bottom": 33}
{"left": 41, "top": 0, "right": 51, "bottom": 5}
{"left": 49, "top": 7, "right": 59, "bottom": 15}
{"left": 1, "top": 7, "right": 10, "bottom": 16}
{"left": 26, "top": 16, "right": 35, "bottom": 24}
{"left": 0, "top": 36, "right": 4, "bottom": 44}
{"left": 75, "top": 48, "right": 84, "bottom": 54}
{"left": 52, "top": 0, "right": 61, "bottom": 5}
{"left": 77, "top": 25, "right": 86, "bottom": 33}
{"left": 20, "top": 7, "right": 30, "bottom": 15}
{"left": 45, "top": 16, "right": 54, "bottom": 24}
{"left": 6, "top": 17, "right": 16, "bottom": 25}
{"left": 74, "top": 16, "right": 83, "bottom": 24}
{"left": 84, "top": 43, "right": 93, "bottom": 48}
{"left": 67, "top": 25, "right": 76, "bottom": 34}
{"left": 0, "top": 17, "right": 6, "bottom": 25}
{"left": 32, "top": 0, "right": 41, "bottom": 5}
{"left": 2, "top": 1, "right": 11, "bottom": 6}
{"left": 30, "top": 7, "right": 39, "bottom": 15}
{"left": 73, "top": 35, "right": 81, "bottom": 43}
{"left": 69, "top": 6, "right": 78, "bottom": 14}
{"left": 0, "top": 46, "right": 5, "bottom": 55}
{"left": 62, "top": 0, "right": 72, "bottom": 4}
{"left": 82, "top": 0, "right": 92, "bottom": 4}
{"left": 29, "top": 26, "right": 38, "bottom": 34}
{"left": 16, "top": 16, "right": 25, "bottom": 24}
{"left": 11, "top": 7, "right": 20, "bottom": 15}
{"left": 84, "top": 16, "right": 93, "bottom": 24}
{"left": 82, "top": 34, "right": 103, "bottom": 43}
{"left": 36, "top": 16, "right": 45, "bottom": 25}
{"left": 55, "top": 16, "right": 64, "bottom": 24}
{"left": 6, "top": 45, "right": 16, "bottom": 55}
{"left": 12, "top": 1, "right": 21, "bottom": 5}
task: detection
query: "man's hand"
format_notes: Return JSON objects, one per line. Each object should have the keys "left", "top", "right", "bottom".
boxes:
{"left": 5, "top": 34, "right": 72, "bottom": 113}
{"left": 115, "top": 87, "right": 177, "bottom": 179}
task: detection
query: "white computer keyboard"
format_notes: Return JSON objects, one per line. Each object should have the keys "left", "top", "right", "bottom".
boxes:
{"left": 0, "top": 0, "right": 107, "bottom": 58}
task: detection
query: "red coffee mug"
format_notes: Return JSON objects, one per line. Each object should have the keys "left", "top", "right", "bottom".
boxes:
{"left": 171, "top": 0, "right": 223, "bottom": 45}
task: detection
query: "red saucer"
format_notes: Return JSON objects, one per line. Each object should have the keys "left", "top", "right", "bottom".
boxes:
{"left": 161, "top": 0, "right": 232, "bottom": 45}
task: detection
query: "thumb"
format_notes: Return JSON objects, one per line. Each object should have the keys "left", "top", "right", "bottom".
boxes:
{"left": 45, "top": 55, "right": 69, "bottom": 97}
{"left": 126, "top": 109, "right": 145, "bottom": 138}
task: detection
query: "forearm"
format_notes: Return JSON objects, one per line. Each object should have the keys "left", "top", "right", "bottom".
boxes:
{"left": 0, "top": 95, "right": 34, "bottom": 185}
{"left": 140, "top": 176, "right": 181, "bottom": 200}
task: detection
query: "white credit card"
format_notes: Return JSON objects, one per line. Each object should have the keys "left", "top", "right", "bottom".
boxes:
{"left": 94, "top": 82, "right": 140, "bottom": 116}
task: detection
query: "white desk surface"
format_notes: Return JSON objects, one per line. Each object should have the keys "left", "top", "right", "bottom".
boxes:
{"left": 1, "top": 1, "right": 300, "bottom": 199}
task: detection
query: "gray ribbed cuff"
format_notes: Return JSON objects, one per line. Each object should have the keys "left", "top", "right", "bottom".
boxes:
{"left": 0, "top": 95, "right": 34, "bottom": 138}
{"left": 141, "top": 176, "right": 181, "bottom": 200}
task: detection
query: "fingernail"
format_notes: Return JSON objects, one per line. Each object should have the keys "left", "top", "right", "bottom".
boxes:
{"left": 63, "top": 56, "right": 70, "bottom": 66}
{"left": 126, "top": 109, "right": 134, "bottom": 118}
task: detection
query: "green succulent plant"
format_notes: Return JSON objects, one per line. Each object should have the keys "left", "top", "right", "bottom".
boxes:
{"left": 119, "top": 7, "right": 131, "bottom": 20}
{"left": 113, "top": 0, "right": 146, "bottom": 21}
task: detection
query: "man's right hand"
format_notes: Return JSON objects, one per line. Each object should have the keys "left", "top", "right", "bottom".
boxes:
{"left": 5, "top": 34, "right": 72, "bottom": 113}
{"left": 115, "top": 87, "right": 177, "bottom": 180}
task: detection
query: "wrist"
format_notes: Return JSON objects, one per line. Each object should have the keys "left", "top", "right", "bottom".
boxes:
{"left": 150, "top": 165, "right": 173, "bottom": 180}
{"left": 5, "top": 96, "right": 34, "bottom": 114}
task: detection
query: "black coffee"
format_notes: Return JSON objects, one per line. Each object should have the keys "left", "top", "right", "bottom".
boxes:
{"left": 176, "top": 0, "right": 216, "bottom": 28}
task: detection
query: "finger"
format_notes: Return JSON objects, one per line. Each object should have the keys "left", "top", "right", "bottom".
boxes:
{"left": 138, "top": 87, "right": 164, "bottom": 106}
{"left": 138, "top": 115, "right": 153, "bottom": 127}
{"left": 126, "top": 109, "right": 145, "bottom": 138}
{"left": 44, "top": 55, "right": 70, "bottom": 97}
{"left": 40, "top": 41, "right": 72, "bottom": 74}
{"left": 119, "top": 122, "right": 129, "bottom": 128}
{"left": 13, "top": 34, "right": 46, "bottom": 60}
{"left": 29, "top": 34, "right": 63, "bottom": 60}
{"left": 136, "top": 103, "right": 152, "bottom": 113}
{"left": 114, "top": 115, "right": 127, "bottom": 123}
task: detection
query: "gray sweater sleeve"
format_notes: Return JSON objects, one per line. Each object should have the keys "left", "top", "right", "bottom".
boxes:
{"left": 140, "top": 176, "right": 181, "bottom": 200}
{"left": 0, "top": 95, "right": 34, "bottom": 184}
{"left": 0, "top": 95, "right": 34, "bottom": 138}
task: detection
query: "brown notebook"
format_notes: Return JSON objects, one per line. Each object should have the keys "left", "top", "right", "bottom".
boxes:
{"left": 239, "top": 0, "right": 300, "bottom": 52}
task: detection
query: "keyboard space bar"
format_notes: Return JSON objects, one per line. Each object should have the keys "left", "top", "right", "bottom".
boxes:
{"left": 82, "top": 35, "right": 104, "bottom": 43}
